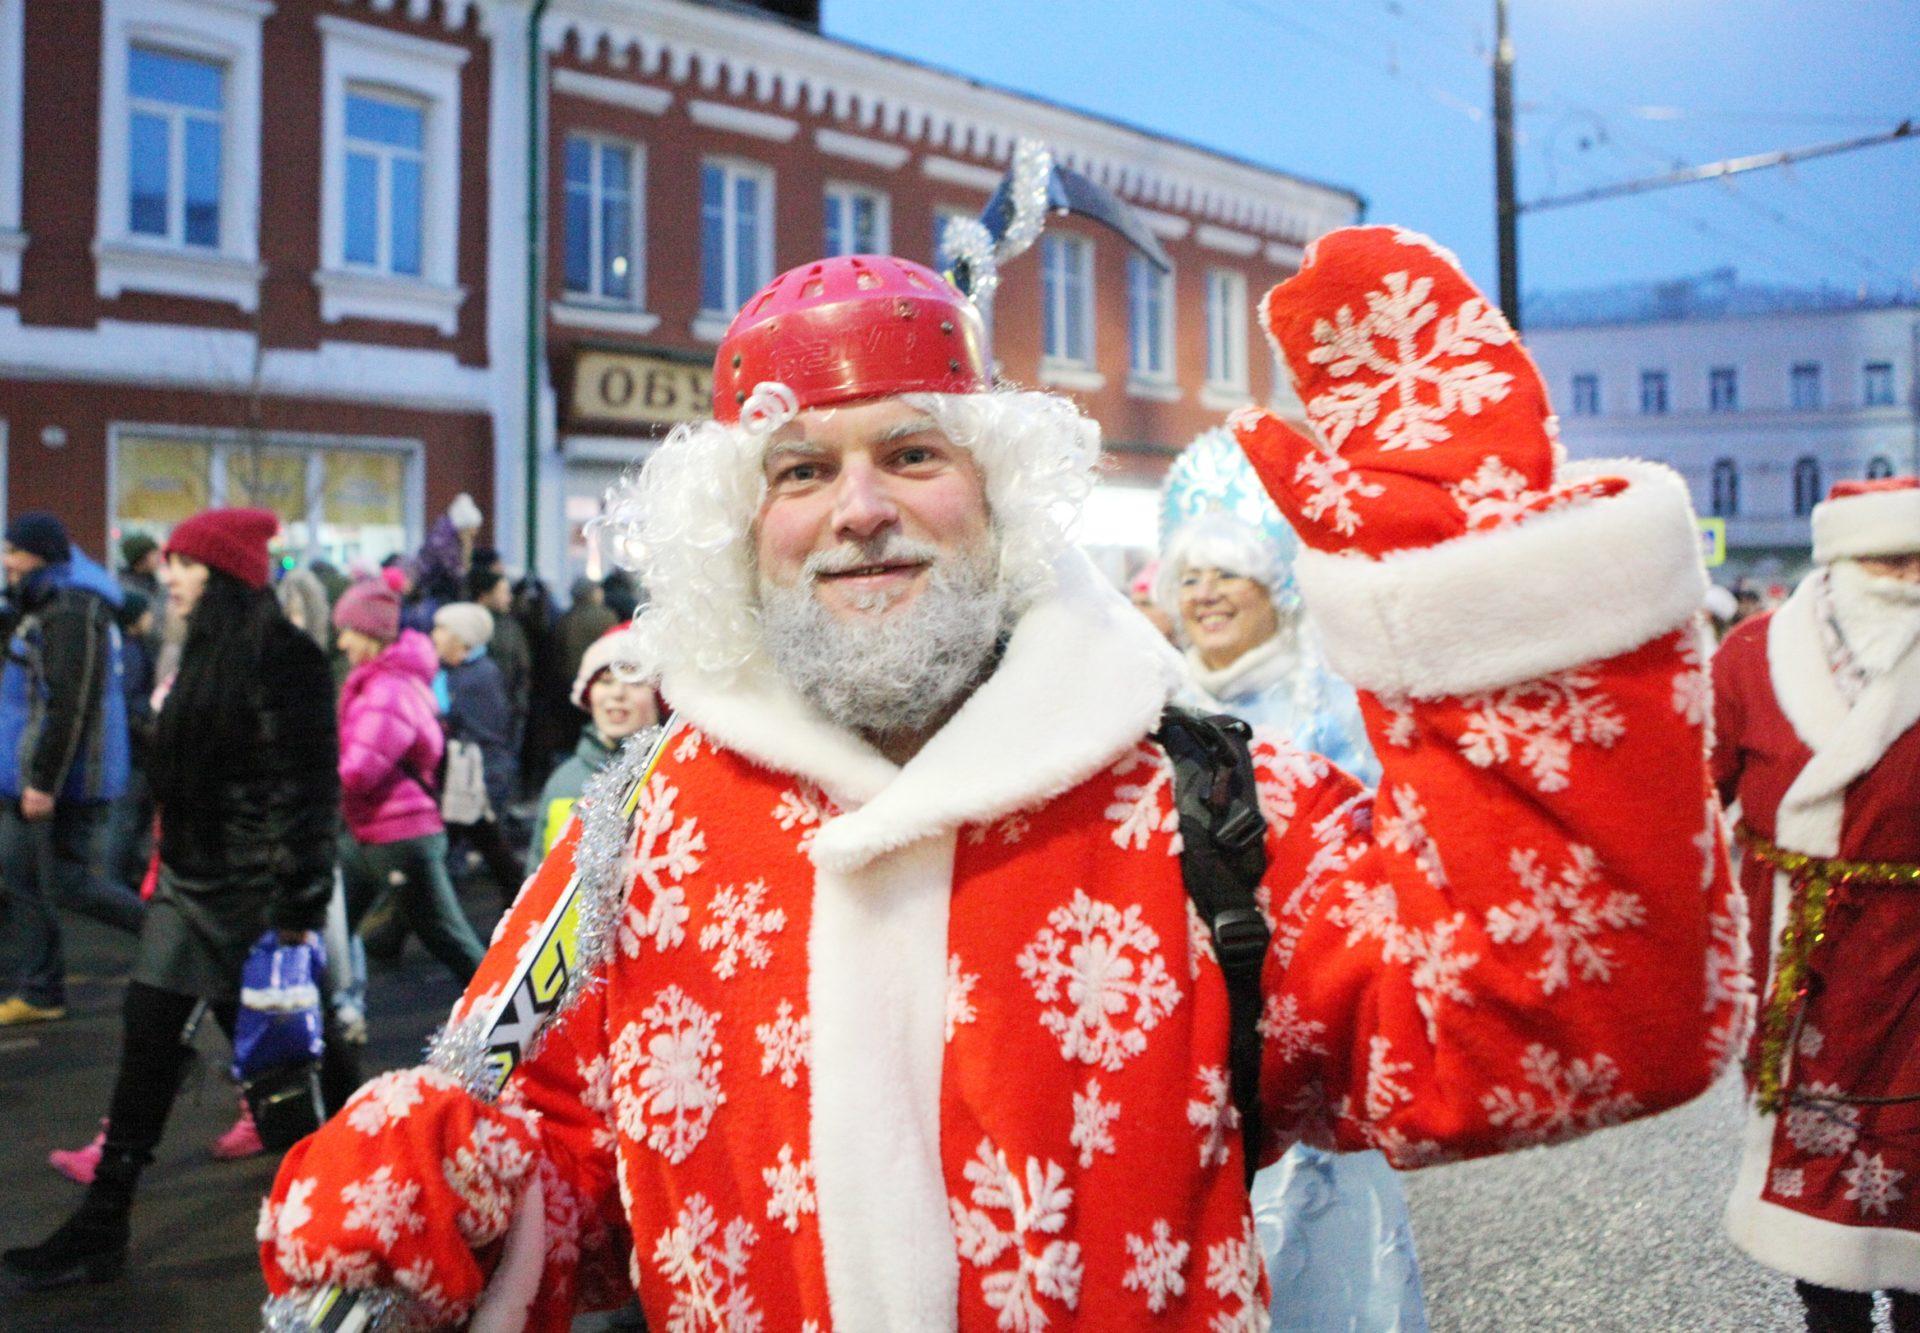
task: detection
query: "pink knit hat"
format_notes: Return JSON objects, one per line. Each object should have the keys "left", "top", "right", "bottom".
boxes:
{"left": 332, "top": 580, "right": 401, "bottom": 642}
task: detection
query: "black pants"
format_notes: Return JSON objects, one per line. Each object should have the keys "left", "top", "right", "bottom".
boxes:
{"left": 1798, "top": 1280, "right": 1920, "bottom": 1333}
{"left": 447, "top": 815, "right": 525, "bottom": 903}
{"left": 102, "top": 980, "right": 360, "bottom": 1170}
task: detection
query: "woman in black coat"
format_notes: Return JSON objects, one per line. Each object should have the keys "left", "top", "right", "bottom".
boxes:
{"left": 3, "top": 509, "right": 360, "bottom": 1290}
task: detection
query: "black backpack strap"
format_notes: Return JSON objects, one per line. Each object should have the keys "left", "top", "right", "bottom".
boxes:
{"left": 1155, "top": 705, "right": 1271, "bottom": 1192}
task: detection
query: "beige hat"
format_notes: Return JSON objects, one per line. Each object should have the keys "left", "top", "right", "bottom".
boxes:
{"left": 433, "top": 601, "right": 494, "bottom": 650}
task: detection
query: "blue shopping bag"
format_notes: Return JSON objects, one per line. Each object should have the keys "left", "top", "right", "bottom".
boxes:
{"left": 232, "top": 934, "right": 329, "bottom": 1150}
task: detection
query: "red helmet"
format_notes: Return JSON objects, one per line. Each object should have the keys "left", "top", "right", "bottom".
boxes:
{"left": 711, "top": 255, "right": 988, "bottom": 423}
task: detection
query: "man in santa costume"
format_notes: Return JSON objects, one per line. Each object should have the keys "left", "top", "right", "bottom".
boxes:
{"left": 258, "top": 231, "right": 1744, "bottom": 1332}
{"left": 1716, "top": 477, "right": 1920, "bottom": 1333}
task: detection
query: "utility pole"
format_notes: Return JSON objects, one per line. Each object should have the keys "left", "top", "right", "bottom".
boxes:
{"left": 1492, "top": 0, "right": 1521, "bottom": 328}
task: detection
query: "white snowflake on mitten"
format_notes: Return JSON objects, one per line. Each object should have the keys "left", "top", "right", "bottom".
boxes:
{"left": 343, "top": 1067, "right": 461, "bottom": 1136}
{"left": 618, "top": 775, "right": 705, "bottom": 957}
{"left": 652, "top": 1194, "right": 762, "bottom": 1333}
{"left": 1070, "top": 1078, "right": 1120, "bottom": 1168}
{"left": 442, "top": 1118, "right": 535, "bottom": 1245}
{"left": 1257, "top": 993, "right": 1329, "bottom": 1068}
{"left": 1486, "top": 844, "right": 1644, "bottom": 995}
{"left": 755, "top": 998, "right": 810, "bottom": 1089}
{"left": 1481, "top": 1043, "right": 1640, "bottom": 1149}
{"left": 1289, "top": 448, "right": 1384, "bottom": 538}
{"left": 610, "top": 985, "right": 725, "bottom": 1164}
{"left": 1017, "top": 888, "right": 1182, "bottom": 1071}
{"left": 1372, "top": 785, "right": 1447, "bottom": 887}
{"left": 1201, "top": 1215, "right": 1269, "bottom": 1333}
{"left": 1449, "top": 456, "right": 1534, "bottom": 530}
{"left": 699, "top": 879, "right": 786, "bottom": 979}
{"left": 1327, "top": 879, "right": 1478, "bottom": 1043}
{"left": 339, "top": 1165, "right": 426, "bottom": 1249}
{"left": 762, "top": 1145, "right": 817, "bottom": 1235}
{"left": 1122, "top": 1220, "right": 1191, "bottom": 1314}
{"left": 1458, "top": 669, "right": 1626, "bottom": 793}
{"left": 949, "top": 1140, "right": 1084, "bottom": 1332}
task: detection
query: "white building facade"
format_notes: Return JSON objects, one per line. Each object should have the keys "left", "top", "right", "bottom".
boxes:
{"left": 1526, "top": 272, "right": 1920, "bottom": 578}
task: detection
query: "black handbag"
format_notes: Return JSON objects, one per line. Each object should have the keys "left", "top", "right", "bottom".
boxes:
{"left": 241, "top": 1061, "right": 326, "bottom": 1152}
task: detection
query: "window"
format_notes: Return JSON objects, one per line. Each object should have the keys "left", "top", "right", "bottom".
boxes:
{"left": 1639, "top": 370, "right": 1669, "bottom": 415}
{"left": 1128, "top": 253, "right": 1173, "bottom": 382}
{"left": 1570, "top": 373, "right": 1599, "bottom": 417}
{"left": 1863, "top": 361, "right": 1895, "bottom": 407}
{"left": 1710, "top": 458, "right": 1739, "bottom": 518}
{"left": 563, "top": 134, "right": 642, "bottom": 304}
{"left": 823, "top": 182, "right": 887, "bottom": 257}
{"left": 342, "top": 90, "right": 424, "bottom": 276}
{"left": 1708, "top": 367, "right": 1738, "bottom": 412}
{"left": 1867, "top": 456, "right": 1895, "bottom": 479}
{"left": 1790, "top": 362, "right": 1823, "bottom": 410}
{"left": 1792, "top": 456, "right": 1821, "bottom": 517}
{"left": 1206, "top": 269, "right": 1249, "bottom": 388}
{"left": 1042, "top": 234, "right": 1094, "bottom": 366}
{"left": 127, "top": 46, "right": 223, "bottom": 248}
{"left": 700, "top": 158, "right": 772, "bottom": 317}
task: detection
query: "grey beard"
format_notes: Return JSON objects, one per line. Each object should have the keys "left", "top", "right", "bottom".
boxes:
{"left": 759, "top": 539, "right": 1009, "bottom": 741}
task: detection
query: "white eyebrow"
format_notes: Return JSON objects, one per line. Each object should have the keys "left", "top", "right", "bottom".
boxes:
{"left": 874, "top": 414, "right": 942, "bottom": 444}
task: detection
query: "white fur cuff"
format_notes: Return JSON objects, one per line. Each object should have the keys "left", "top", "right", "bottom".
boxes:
{"left": 1296, "top": 459, "right": 1707, "bottom": 699}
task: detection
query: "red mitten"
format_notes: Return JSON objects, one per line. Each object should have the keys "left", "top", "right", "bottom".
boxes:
{"left": 1232, "top": 225, "right": 1622, "bottom": 556}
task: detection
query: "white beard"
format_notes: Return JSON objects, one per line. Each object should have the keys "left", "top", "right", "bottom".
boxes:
{"left": 1829, "top": 559, "right": 1920, "bottom": 678}
{"left": 758, "top": 536, "right": 1009, "bottom": 741}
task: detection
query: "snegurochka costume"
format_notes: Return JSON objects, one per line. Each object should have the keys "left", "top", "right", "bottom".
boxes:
{"left": 1716, "top": 477, "right": 1920, "bottom": 1302}
{"left": 260, "top": 232, "right": 1745, "bottom": 1332}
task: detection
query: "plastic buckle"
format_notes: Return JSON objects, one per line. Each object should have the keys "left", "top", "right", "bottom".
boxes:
{"left": 1211, "top": 906, "right": 1270, "bottom": 969}
{"left": 1215, "top": 803, "right": 1265, "bottom": 851}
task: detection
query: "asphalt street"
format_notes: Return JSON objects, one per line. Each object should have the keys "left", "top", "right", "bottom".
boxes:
{"left": 3, "top": 903, "right": 1811, "bottom": 1332}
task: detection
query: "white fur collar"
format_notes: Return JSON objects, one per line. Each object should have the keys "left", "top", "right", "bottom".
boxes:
{"left": 1767, "top": 573, "right": 1920, "bottom": 855}
{"left": 662, "top": 549, "right": 1186, "bottom": 872}
{"left": 1184, "top": 625, "right": 1301, "bottom": 701}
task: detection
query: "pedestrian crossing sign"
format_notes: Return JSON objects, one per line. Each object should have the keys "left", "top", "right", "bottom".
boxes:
{"left": 1697, "top": 518, "right": 1726, "bottom": 568}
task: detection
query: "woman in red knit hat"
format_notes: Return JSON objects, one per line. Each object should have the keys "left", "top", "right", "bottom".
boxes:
{"left": 4, "top": 509, "right": 361, "bottom": 1290}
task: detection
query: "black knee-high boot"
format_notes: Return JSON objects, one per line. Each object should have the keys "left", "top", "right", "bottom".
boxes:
{"left": 1, "top": 1147, "right": 139, "bottom": 1289}
{"left": 1797, "top": 1280, "right": 1876, "bottom": 1333}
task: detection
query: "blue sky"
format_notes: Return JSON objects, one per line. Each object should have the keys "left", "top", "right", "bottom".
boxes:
{"left": 824, "top": 0, "right": 1920, "bottom": 303}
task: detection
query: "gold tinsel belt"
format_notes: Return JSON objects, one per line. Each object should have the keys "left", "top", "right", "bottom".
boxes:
{"left": 1738, "top": 825, "right": 1920, "bottom": 1114}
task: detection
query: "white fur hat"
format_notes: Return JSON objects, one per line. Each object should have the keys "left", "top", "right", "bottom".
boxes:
{"left": 572, "top": 623, "right": 655, "bottom": 708}
{"left": 433, "top": 601, "right": 494, "bottom": 650}
{"left": 1811, "top": 477, "right": 1920, "bottom": 564}
{"left": 447, "top": 492, "right": 484, "bottom": 533}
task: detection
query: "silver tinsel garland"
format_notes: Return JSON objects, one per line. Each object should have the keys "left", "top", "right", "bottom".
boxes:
{"left": 939, "top": 137, "right": 1052, "bottom": 303}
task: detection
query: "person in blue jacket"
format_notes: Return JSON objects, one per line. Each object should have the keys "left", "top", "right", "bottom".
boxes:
{"left": 0, "top": 513, "right": 139, "bottom": 1026}
{"left": 431, "top": 602, "right": 524, "bottom": 900}
{"left": 1157, "top": 432, "right": 1424, "bottom": 1333}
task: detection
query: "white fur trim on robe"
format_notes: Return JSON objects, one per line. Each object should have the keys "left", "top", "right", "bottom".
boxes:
{"left": 1295, "top": 459, "right": 1707, "bottom": 699}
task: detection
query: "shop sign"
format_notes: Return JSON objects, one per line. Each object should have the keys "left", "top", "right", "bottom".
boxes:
{"left": 116, "top": 437, "right": 211, "bottom": 524}
{"left": 570, "top": 349, "right": 713, "bottom": 428}
{"left": 323, "top": 451, "right": 406, "bottom": 527}
{"left": 227, "top": 447, "right": 309, "bottom": 524}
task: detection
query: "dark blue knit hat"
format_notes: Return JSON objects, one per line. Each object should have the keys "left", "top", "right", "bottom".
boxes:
{"left": 4, "top": 512, "right": 69, "bottom": 565}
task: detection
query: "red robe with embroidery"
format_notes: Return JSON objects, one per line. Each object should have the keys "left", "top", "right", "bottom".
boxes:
{"left": 260, "top": 470, "right": 1741, "bottom": 1330}
{"left": 1715, "top": 579, "right": 1920, "bottom": 1293}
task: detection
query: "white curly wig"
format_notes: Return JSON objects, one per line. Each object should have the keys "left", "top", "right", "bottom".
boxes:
{"left": 591, "top": 387, "right": 1101, "bottom": 684}
{"left": 1154, "top": 511, "right": 1303, "bottom": 627}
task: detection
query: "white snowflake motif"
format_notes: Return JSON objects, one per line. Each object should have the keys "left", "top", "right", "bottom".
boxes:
{"left": 1202, "top": 1215, "right": 1270, "bottom": 1333}
{"left": 1257, "top": 993, "right": 1329, "bottom": 1068}
{"left": 1360, "top": 1034, "right": 1415, "bottom": 1122}
{"left": 1379, "top": 695, "right": 1418, "bottom": 750}
{"left": 442, "top": 1118, "right": 535, "bottom": 1245}
{"left": 610, "top": 985, "right": 725, "bottom": 1164}
{"left": 1372, "top": 784, "right": 1448, "bottom": 887}
{"left": 343, "top": 1067, "right": 459, "bottom": 1136}
{"left": 652, "top": 1193, "right": 763, "bottom": 1333}
{"left": 577, "top": 1052, "right": 618, "bottom": 1152}
{"left": 1302, "top": 267, "right": 1516, "bottom": 455}
{"left": 1289, "top": 448, "right": 1385, "bottom": 537}
{"left": 1070, "top": 1078, "right": 1121, "bottom": 1168}
{"left": 1449, "top": 455, "right": 1535, "bottom": 530}
{"left": 756, "top": 998, "right": 811, "bottom": 1089}
{"left": 266, "top": 1177, "right": 318, "bottom": 1241}
{"left": 1481, "top": 1043, "right": 1641, "bottom": 1149}
{"left": 1188, "top": 1066, "right": 1241, "bottom": 1169}
{"left": 1843, "top": 1150, "right": 1906, "bottom": 1218}
{"left": 1105, "top": 745, "right": 1182, "bottom": 854}
{"left": 1249, "top": 739, "right": 1328, "bottom": 840}
{"left": 1017, "top": 888, "right": 1183, "bottom": 1072}
{"left": 761, "top": 1145, "right": 817, "bottom": 1235}
{"left": 968, "top": 811, "right": 1034, "bottom": 846}
{"left": 1784, "top": 1083, "right": 1862, "bottom": 1158}
{"left": 392, "top": 1258, "right": 453, "bottom": 1321}
{"left": 1485, "top": 845, "right": 1645, "bottom": 996}
{"left": 949, "top": 1140, "right": 1085, "bottom": 1331}
{"left": 340, "top": 1165, "right": 426, "bottom": 1249}
{"left": 1122, "top": 1219, "right": 1191, "bottom": 1314}
{"left": 1770, "top": 1168, "right": 1806, "bottom": 1200}
{"left": 618, "top": 774, "right": 706, "bottom": 957}
{"left": 1185, "top": 898, "right": 1217, "bottom": 981}
{"left": 672, "top": 727, "right": 705, "bottom": 763}
{"left": 1799, "top": 1025, "right": 1826, "bottom": 1059}
{"left": 947, "top": 954, "right": 980, "bottom": 1043}
{"left": 1672, "top": 620, "right": 1714, "bottom": 732}
{"left": 1704, "top": 895, "right": 1757, "bottom": 1075}
{"left": 771, "top": 784, "right": 829, "bottom": 853}
{"left": 698, "top": 880, "right": 787, "bottom": 979}
{"left": 1457, "top": 669, "right": 1627, "bottom": 793}
{"left": 1326, "top": 879, "right": 1478, "bottom": 1044}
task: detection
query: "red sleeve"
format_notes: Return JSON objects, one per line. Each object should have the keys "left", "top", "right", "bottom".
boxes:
{"left": 1710, "top": 618, "right": 1764, "bottom": 808}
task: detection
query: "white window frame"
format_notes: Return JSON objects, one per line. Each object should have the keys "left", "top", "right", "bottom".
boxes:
{"left": 560, "top": 132, "right": 646, "bottom": 306}
{"left": 127, "top": 47, "right": 224, "bottom": 249}
{"left": 694, "top": 156, "right": 775, "bottom": 341}
{"left": 94, "top": 0, "right": 269, "bottom": 311}
{"left": 1203, "top": 267, "right": 1250, "bottom": 408}
{"left": 1127, "top": 252, "right": 1176, "bottom": 396}
{"left": 316, "top": 15, "right": 467, "bottom": 334}
{"left": 823, "top": 180, "right": 890, "bottom": 257}
{"left": 0, "top": 0, "right": 25, "bottom": 294}
{"left": 1040, "top": 233, "right": 1096, "bottom": 379}
{"left": 340, "top": 86, "right": 429, "bottom": 277}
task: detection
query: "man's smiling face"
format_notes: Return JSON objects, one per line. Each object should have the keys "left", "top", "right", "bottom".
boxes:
{"left": 753, "top": 396, "right": 993, "bottom": 621}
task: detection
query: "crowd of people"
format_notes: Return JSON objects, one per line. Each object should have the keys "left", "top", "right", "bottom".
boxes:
{"left": 0, "top": 233, "right": 1912, "bottom": 1333}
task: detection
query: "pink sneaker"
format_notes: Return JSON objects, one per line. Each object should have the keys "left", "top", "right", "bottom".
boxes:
{"left": 211, "top": 1101, "right": 264, "bottom": 1161}
{"left": 49, "top": 1124, "right": 106, "bottom": 1184}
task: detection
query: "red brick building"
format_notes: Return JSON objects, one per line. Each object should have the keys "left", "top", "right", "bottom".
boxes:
{"left": 0, "top": 0, "right": 1360, "bottom": 582}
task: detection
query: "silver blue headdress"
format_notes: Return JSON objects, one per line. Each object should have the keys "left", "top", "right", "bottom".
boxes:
{"left": 1158, "top": 428, "right": 1303, "bottom": 610}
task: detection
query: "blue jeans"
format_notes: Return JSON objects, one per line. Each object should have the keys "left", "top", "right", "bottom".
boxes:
{"left": 0, "top": 802, "right": 145, "bottom": 1006}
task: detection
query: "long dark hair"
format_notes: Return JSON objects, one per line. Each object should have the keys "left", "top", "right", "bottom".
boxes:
{"left": 149, "top": 568, "right": 282, "bottom": 801}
